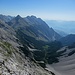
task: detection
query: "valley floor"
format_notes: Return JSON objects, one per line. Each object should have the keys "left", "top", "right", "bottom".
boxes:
{"left": 46, "top": 64, "right": 62, "bottom": 75}
{"left": 47, "top": 54, "right": 75, "bottom": 75}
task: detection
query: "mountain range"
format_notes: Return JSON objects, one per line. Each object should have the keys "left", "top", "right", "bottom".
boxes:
{"left": 0, "top": 14, "right": 54, "bottom": 75}
{"left": 0, "top": 14, "right": 75, "bottom": 75}
{"left": 7, "top": 15, "right": 61, "bottom": 49}
{"left": 46, "top": 20, "right": 75, "bottom": 34}
{"left": 0, "top": 14, "right": 13, "bottom": 22}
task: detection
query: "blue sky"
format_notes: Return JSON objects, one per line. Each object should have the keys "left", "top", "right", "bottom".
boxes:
{"left": 0, "top": 0, "right": 75, "bottom": 20}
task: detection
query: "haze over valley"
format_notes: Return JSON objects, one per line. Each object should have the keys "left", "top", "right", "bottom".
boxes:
{"left": 45, "top": 20, "right": 75, "bottom": 34}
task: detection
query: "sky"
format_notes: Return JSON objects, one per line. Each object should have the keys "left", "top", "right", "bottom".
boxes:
{"left": 0, "top": 0, "right": 75, "bottom": 21}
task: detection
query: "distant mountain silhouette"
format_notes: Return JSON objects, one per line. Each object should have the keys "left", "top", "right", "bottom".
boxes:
{"left": 59, "top": 34, "right": 75, "bottom": 46}
{"left": 54, "top": 29, "right": 68, "bottom": 37}
{"left": 45, "top": 20, "right": 75, "bottom": 34}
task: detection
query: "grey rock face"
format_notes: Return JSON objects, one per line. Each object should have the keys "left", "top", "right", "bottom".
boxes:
{"left": 0, "top": 17, "right": 52, "bottom": 75}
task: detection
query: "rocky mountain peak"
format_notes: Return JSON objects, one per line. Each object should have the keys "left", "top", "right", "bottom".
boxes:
{"left": 16, "top": 15, "right": 22, "bottom": 19}
{"left": 0, "top": 14, "right": 13, "bottom": 22}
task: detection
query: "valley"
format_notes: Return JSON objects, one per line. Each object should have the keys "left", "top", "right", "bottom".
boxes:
{"left": 0, "top": 14, "right": 75, "bottom": 75}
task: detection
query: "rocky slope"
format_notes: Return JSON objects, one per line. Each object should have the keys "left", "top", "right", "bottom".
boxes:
{"left": 0, "top": 41, "right": 52, "bottom": 75}
{"left": 0, "top": 16, "right": 53, "bottom": 75}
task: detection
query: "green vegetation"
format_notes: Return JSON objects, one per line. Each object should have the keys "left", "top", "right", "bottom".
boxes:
{"left": 16, "top": 29, "right": 46, "bottom": 49}
{"left": 42, "top": 45, "right": 49, "bottom": 51}
{"left": 3, "top": 42, "right": 11, "bottom": 48}
{"left": 0, "top": 41, "right": 13, "bottom": 56}
{"left": 33, "top": 50, "right": 45, "bottom": 61}
{"left": 16, "top": 26, "right": 62, "bottom": 64}
{"left": 46, "top": 41, "right": 62, "bottom": 64}
{"left": 19, "top": 45, "right": 31, "bottom": 57}
{"left": 33, "top": 41, "right": 62, "bottom": 64}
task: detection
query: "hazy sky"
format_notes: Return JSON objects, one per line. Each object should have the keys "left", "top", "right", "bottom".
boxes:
{"left": 0, "top": 0, "right": 75, "bottom": 21}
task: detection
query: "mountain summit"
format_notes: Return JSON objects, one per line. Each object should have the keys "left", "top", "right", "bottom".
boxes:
{"left": 8, "top": 15, "right": 61, "bottom": 41}
{"left": 7, "top": 15, "right": 61, "bottom": 48}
